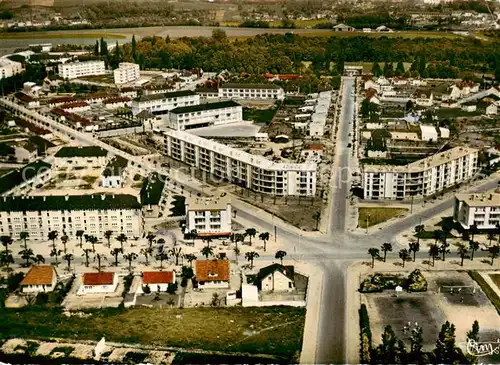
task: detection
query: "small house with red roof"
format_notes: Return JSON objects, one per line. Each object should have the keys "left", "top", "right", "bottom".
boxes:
{"left": 78, "top": 272, "right": 118, "bottom": 294}
{"left": 138, "top": 271, "right": 176, "bottom": 293}
{"left": 195, "top": 260, "right": 230, "bottom": 289}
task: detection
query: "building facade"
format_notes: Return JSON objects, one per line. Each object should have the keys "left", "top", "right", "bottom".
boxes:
{"left": 453, "top": 192, "right": 500, "bottom": 230}
{"left": 131, "top": 91, "right": 199, "bottom": 116}
{"left": 113, "top": 63, "right": 140, "bottom": 84}
{"left": 0, "top": 194, "right": 143, "bottom": 241}
{"left": 58, "top": 61, "right": 106, "bottom": 80}
{"left": 185, "top": 195, "right": 231, "bottom": 237}
{"left": 168, "top": 100, "right": 242, "bottom": 130}
{"left": 20, "top": 265, "right": 57, "bottom": 293}
{"left": 78, "top": 272, "right": 118, "bottom": 294}
{"left": 195, "top": 260, "right": 230, "bottom": 289}
{"left": 54, "top": 146, "right": 108, "bottom": 168}
{"left": 0, "top": 58, "right": 23, "bottom": 80}
{"left": 157, "top": 129, "right": 317, "bottom": 197}
{"left": 362, "top": 147, "right": 478, "bottom": 200}
{"left": 218, "top": 83, "right": 285, "bottom": 101}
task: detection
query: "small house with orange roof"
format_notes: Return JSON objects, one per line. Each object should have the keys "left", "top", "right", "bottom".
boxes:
{"left": 195, "top": 260, "right": 230, "bottom": 289}
{"left": 20, "top": 265, "right": 58, "bottom": 293}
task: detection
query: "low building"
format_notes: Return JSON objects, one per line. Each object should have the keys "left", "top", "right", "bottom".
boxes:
{"left": 20, "top": 265, "right": 57, "bottom": 293}
{"left": 14, "top": 92, "right": 39, "bottom": 109}
{"left": 140, "top": 173, "right": 166, "bottom": 218}
{"left": 344, "top": 65, "right": 363, "bottom": 76}
{"left": 255, "top": 264, "right": 295, "bottom": 292}
{"left": 218, "top": 83, "right": 285, "bottom": 101}
{"left": 131, "top": 90, "right": 200, "bottom": 116}
{"left": 54, "top": 146, "right": 108, "bottom": 168}
{"left": 60, "top": 101, "right": 90, "bottom": 113}
{"left": 420, "top": 125, "right": 439, "bottom": 142}
{"left": 58, "top": 61, "right": 106, "bottom": 80}
{"left": 103, "top": 97, "right": 131, "bottom": 110}
{"left": 138, "top": 271, "right": 176, "bottom": 293}
{"left": 119, "top": 87, "right": 138, "bottom": 99}
{"left": 486, "top": 104, "right": 498, "bottom": 115}
{"left": 0, "top": 160, "right": 51, "bottom": 196}
{"left": 185, "top": 195, "right": 231, "bottom": 237}
{"left": 48, "top": 96, "right": 77, "bottom": 108}
{"left": 461, "top": 103, "right": 477, "bottom": 112}
{"left": 168, "top": 100, "right": 242, "bottom": 130}
{"left": 102, "top": 156, "right": 128, "bottom": 188}
{"left": 78, "top": 272, "right": 118, "bottom": 294}
{"left": 195, "top": 260, "right": 230, "bottom": 289}
{"left": 453, "top": 192, "right": 500, "bottom": 230}
{"left": 333, "top": 23, "right": 355, "bottom": 32}
{"left": 113, "top": 62, "right": 140, "bottom": 84}
{"left": 0, "top": 58, "right": 23, "bottom": 80}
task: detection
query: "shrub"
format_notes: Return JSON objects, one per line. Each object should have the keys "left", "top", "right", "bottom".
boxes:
{"left": 122, "top": 274, "right": 134, "bottom": 298}
{"left": 7, "top": 272, "right": 25, "bottom": 292}
{"left": 166, "top": 282, "right": 178, "bottom": 294}
{"left": 359, "top": 304, "right": 372, "bottom": 364}
{"left": 123, "top": 351, "right": 148, "bottom": 364}
{"left": 50, "top": 346, "right": 74, "bottom": 357}
{"left": 142, "top": 284, "right": 151, "bottom": 294}
{"left": 35, "top": 292, "right": 49, "bottom": 306}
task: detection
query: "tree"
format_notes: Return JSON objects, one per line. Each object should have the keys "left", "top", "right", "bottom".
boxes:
{"left": 245, "top": 228, "right": 257, "bottom": 245}
{"left": 212, "top": 29, "right": 227, "bottom": 42}
{"left": 146, "top": 232, "right": 156, "bottom": 249}
{"left": 87, "top": 235, "right": 98, "bottom": 253}
{"left": 275, "top": 250, "right": 287, "bottom": 265}
{"left": 233, "top": 247, "right": 240, "bottom": 264}
{"left": 245, "top": 251, "right": 259, "bottom": 269}
{"left": 399, "top": 249, "right": 410, "bottom": 268}
{"left": 202, "top": 237, "right": 212, "bottom": 248}
{"left": 376, "top": 325, "right": 398, "bottom": 363}
{"left": 34, "top": 254, "right": 45, "bottom": 265}
{"left": 169, "top": 247, "right": 182, "bottom": 266}
{"left": 439, "top": 240, "right": 450, "bottom": 262}
{"left": 114, "top": 41, "right": 121, "bottom": 65}
{"left": 406, "top": 99, "right": 414, "bottom": 112}
{"left": 469, "top": 240, "right": 479, "bottom": 261}
{"left": 371, "top": 62, "right": 382, "bottom": 77}
{"left": 0, "top": 251, "right": 14, "bottom": 271}
{"left": 19, "top": 231, "right": 29, "bottom": 250}
{"left": 61, "top": 234, "right": 69, "bottom": 254}
{"left": 312, "top": 211, "right": 321, "bottom": 231}
{"left": 429, "top": 244, "right": 440, "bottom": 266}
{"left": 116, "top": 233, "right": 128, "bottom": 250}
{"left": 50, "top": 247, "right": 62, "bottom": 265}
{"left": 140, "top": 247, "right": 153, "bottom": 265}
{"left": 381, "top": 242, "right": 392, "bottom": 262}
{"left": 0, "top": 235, "right": 13, "bottom": 257}
{"left": 48, "top": 230, "right": 58, "bottom": 250}
{"left": 63, "top": 253, "right": 74, "bottom": 271}
{"left": 418, "top": 54, "right": 427, "bottom": 77}
{"left": 123, "top": 252, "right": 138, "bottom": 272}
{"left": 259, "top": 232, "right": 270, "bottom": 251}
{"left": 467, "top": 320, "right": 479, "bottom": 343}
{"left": 434, "top": 321, "right": 457, "bottom": 364}
{"left": 336, "top": 52, "right": 345, "bottom": 75}
{"left": 368, "top": 248, "right": 379, "bottom": 268}
{"left": 408, "top": 240, "right": 420, "bottom": 262}
{"left": 487, "top": 233, "right": 496, "bottom": 247}
{"left": 361, "top": 98, "right": 371, "bottom": 118}
{"left": 488, "top": 245, "right": 499, "bottom": 265}
{"left": 155, "top": 252, "right": 169, "bottom": 269}
{"left": 76, "top": 230, "right": 85, "bottom": 248}
{"left": 104, "top": 230, "right": 113, "bottom": 247}
{"left": 110, "top": 248, "right": 123, "bottom": 266}
{"left": 234, "top": 233, "right": 245, "bottom": 248}
{"left": 457, "top": 244, "right": 468, "bottom": 266}
{"left": 131, "top": 34, "right": 137, "bottom": 61}
{"left": 100, "top": 37, "right": 108, "bottom": 58}
{"left": 469, "top": 223, "right": 478, "bottom": 243}
{"left": 383, "top": 62, "right": 393, "bottom": 77}
{"left": 94, "top": 253, "right": 106, "bottom": 272}
{"left": 82, "top": 248, "right": 92, "bottom": 267}
{"left": 19, "top": 248, "right": 35, "bottom": 267}
{"left": 409, "top": 326, "right": 424, "bottom": 363}
{"left": 414, "top": 224, "right": 425, "bottom": 246}
{"left": 184, "top": 253, "right": 197, "bottom": 267}
{"left": 201, "top": 246, "right": 214, "bottom": 259}
{"left": 94, "top": 40, "right": 99, "bottom": 56}
{"left": 395, "top": 61, "right": 405, "bottom": 76}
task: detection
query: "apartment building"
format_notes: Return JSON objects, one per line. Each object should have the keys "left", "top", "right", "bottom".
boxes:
{"left": 54, "top": 146, "right": 108, "bottom": 168}
{"left": 113, "top": 62, "right": 140, "bottom": 84}
{"left": 158, "top": 129, "right": 316, "bottom": 197}
{"left": 0, "top": 161, "right": 51, "bottom": 196}
{"left": 58, "top": 61, "right": 106, "bottom": 80}
{"left": 0, "top": 193, "right": 143, "bottom": 240}
{"left": 362, "top": 147, "right": 478, "bottom": 200}
{"left": 453, "top": 192, "right": 500, "bottom": 230}
{"left": 168, "top": 100, "right": 242, "bottom": 130}
{"left": 218, "top": 83, "right": 285, "bottom": 101}
{"left": 185, "top": 195, "right": 232, "bottom": 237}
{"left": 131, "top": 90, "right": 199, "bottom": 116}
{"left": 0, "top": 58, "right": 23, "bottom": 80}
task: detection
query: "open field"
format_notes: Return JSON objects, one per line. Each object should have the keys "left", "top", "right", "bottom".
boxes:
{"left": 0, "top": 32, "right": 127, "bottom": 40}
{"left": 0, "top": 306, "right": 305, "bottom": 361}
{"left": 358, "top": 207, "right": 408, "bottom": 228}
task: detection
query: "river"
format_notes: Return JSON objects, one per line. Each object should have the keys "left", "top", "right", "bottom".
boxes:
{"left": 0, "top": 26, "right": 333, "bottom": 56}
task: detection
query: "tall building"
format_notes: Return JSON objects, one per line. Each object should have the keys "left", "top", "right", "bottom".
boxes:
{"left": 0, "top": 58, "right": 23, "bottom": 80}
{"left": 168, "top": 100, "right": 242, "bottom": 130}
{"left": 185, "top": 195, "right": 232, "bottom": 237}
{"left": 218, "top": 83, "right": 285, "bottom": 100}
{"left": 131, "top": 90, "right": 200, "bottom": 116}
{"left": 113, "top": 62, "right": 140, "bottom": 84}
{"left": 453, "top": 191, "right": 500, "bottom": 230}
{"left": 158, "top": 129, "right": 317, "bottom": 197}
{"left": 0, "top": 194, "right": 143, "bottom": 240}
{"left": 362, "top": 147, "right": 478, "bottom": 200}
{"left": 58, "top": 61, "right": 106, "bottom": 80}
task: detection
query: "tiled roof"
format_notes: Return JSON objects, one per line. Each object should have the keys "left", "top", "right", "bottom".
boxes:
{"left": 142, "top": 271, "right": 175, "bottom": 284}
{"left": 82, "top": 272, "right": 115, "bottom": 285}
{"left": 195, "top": 260, "right": 229, "bottom": 282}
{"left": 256, "top": 263, "right": 294, "bottom": 283}
{"left": 20, "top": 265, "right": 55, "bottom": 286}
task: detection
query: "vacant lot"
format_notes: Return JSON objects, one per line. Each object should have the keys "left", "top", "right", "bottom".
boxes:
{"left": 0, "top": 306, "right": 305, "bottom": 361}
{"left": 358, "top": 207, "right": 408, "bottom": 228}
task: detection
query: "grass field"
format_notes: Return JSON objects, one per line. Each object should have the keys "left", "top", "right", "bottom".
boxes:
{"left": 0, "top": 306, "right": 305, "bottom": 361}
{"left": 358, "top": 207, "right": 408, "bottom": 228}
{"left": 243, "top": 107, "right": 278, "bottom": 125}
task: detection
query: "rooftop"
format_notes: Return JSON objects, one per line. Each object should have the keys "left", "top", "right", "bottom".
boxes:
{"left": 0, "top": 160, "right": 51, "bottom": 195}
{"left": 140, "top": 173, "right": 166, "bottom": 205}
{"left": 20, "top": 265, "right": 55, "bottom": 286}
{"left": 256, "top": 263, "right": 294, "bottom": 283}
{"left": 186, "top": 195, "right": 230, "bottom": 211}
{"left": 55, "top": 146, "right": 108, "bottom": 158}
{"left": 142, "top": 271, "right": 175, "bottom": 284}
{"left": 219, "top": 83, "right": 281, "bottom": 90}
{"left": 82, "top": 272, "right": 115, "bottom": 286}
{"left": 170, "top": 100, "right": 240, "bottom": 115}
{"left": 0, "top": 194, "right": 141, "bottom": 212}
{"left": 195, "top": 260, "right": 230, "bottom": 282}
{"left": 456, "top": 192, "right": 500, "bottom": 207}
{"left": 135, "top": 90, "right": 196, "bottom": 103}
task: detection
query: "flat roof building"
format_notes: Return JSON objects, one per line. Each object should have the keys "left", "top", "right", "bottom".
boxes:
{"left": 131, "top": 90, "right": 199, "bottom": 116}
{"left": 58, "top": 61, "right": 106, "bottom": 80}
{"left": 168, "top": 100, "right": 242, "bottom": 131}
{"left": 454, "top": 191, "right": 500, "bottom": 230}
{"left": 113, "top": 62, "right": 140, "bottom": 85}
{"left": 185, "top": 195, "right": 231, "bottom": 237}
{"left": 218, "top": 83, "right": 285, "bottom": 101}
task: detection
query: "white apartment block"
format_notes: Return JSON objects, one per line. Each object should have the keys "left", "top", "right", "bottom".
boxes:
{"left": 0, "top": 194, "right": 143, "bottom": 241}
{"left": 113, "top": 62, "right": 140, "bottom": 84}
{"left": 157, "top": 129, "right": 317, "bottom": 197}
{"left": 168, "top": 100, "right": 242, "bottom": 130}
{"left": 0, "top": 58, "right": 23, "bottom": 80}
{"left": 454, "top": 192, "right": 500, "bottom": 230}
{"left": 362, "top": 147, "right": 478, "bottom": 200}
{"left": 219, "top": 83, "right": 285, "bottom": 101}
{"left": 131, "top": 90, "right": 200, "bottom": 116}
{"left": 58, "top": 61, "right": 106, "bottom": 80}
{"left": 185, "top": 195, "right": 232, "bottom": 236}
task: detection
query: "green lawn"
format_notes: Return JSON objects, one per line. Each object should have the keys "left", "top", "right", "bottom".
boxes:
{"left": 359, "top": 207, "right": 408, "bottom": 228}
{"left": 0, "top": 306, "right": 305, "bottom": 361}
{"left": 436, "top": 108, "right": 482, "bottom": 119}
{"left": 243, "top": 107, "right": 278, "bottom": 124}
